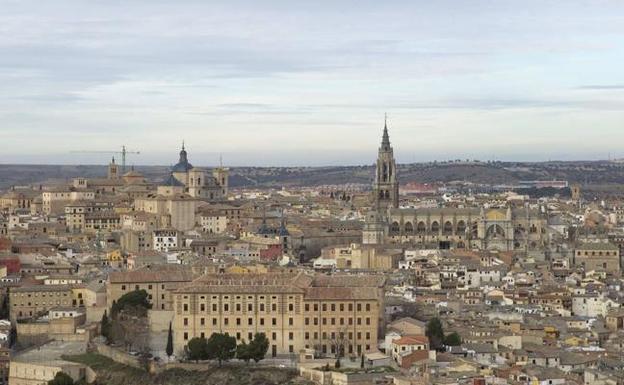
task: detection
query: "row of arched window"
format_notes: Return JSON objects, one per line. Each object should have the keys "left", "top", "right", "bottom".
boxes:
{"left": 389, "top": 220, "right": 471, "bottom": 235}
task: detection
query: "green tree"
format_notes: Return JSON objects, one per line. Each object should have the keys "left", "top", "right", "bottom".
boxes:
{"left": 0, "top": 294, "right": 9, "bottom": 319}
{"left": 248, "top": 333, "right": 269, "bottom": 363}
{"left": 206, "top": 333, "right": 236, "bottom": 366}
{"left": 112, "top": 289, "right": 152, "bottom": 317}
{"left": 426, "top": 317, "right": 445, "bottom": 350}
{"left": 166, "top": 322, "right": 174, "bottom": 358}
{"left": 444, "top": 332, "right": 462, "bottom": 346}
{"left": 8, "top": 325, "right": 16, "bottom": 348}
{"left": 186, "top": 337, "right": 208, "bottom": 362}
{"left": 100, "top": 310, "right": 111, "bottom": 343}
{"left": 236, "top": 340, "right": 251, "bottom": 363}
{"left": 48, "top": 372, "right": 74, "bottom": 385}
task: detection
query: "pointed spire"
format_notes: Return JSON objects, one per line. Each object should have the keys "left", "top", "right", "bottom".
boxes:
{"left": 381, "top": 113, "right": 391, "bottom": 150}
{"left": 182, "top": 140, "right": 185, "bottom": 151}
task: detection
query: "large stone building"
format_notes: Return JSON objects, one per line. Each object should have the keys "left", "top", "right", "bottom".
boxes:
{"left": 172, "top": 272, "right": 385, "bottom": 357}
{"left": 362, "top": 121, "right": 547, "bottom": 252}
{"left": 171, "top": 143, "right": 229, "bottom": 201}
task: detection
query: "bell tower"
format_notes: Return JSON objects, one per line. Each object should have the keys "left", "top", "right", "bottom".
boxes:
{"left": 108, "top": 157, "right": 119, "bottom": 180}
{"left": 373, "top": 116, "right": 399, "bottom": 209}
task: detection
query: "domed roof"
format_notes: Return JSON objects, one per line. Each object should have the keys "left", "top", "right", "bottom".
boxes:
{"left": 162, "top": 173, "right": 185, "bottom": 187}
{"left": 172, "top": 142, "right": 193, "bottom": 173}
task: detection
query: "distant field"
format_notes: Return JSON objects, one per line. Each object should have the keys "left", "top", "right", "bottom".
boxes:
{"left": 1, "top": 160, "right": 624, "bottom": 191}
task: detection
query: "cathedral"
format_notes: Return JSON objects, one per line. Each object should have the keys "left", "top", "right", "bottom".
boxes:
{"left": 362, "top": 120, "right": 547, "bottom": 252}
{"left": 169, "top": 143, "right": 229, "bottom": 201}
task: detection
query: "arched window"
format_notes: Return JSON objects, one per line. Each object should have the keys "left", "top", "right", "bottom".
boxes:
{"left": 431, "top": 221, "right": 440, "bottom": 233}
{"left": 390, "top": 222, "right": 400, "bottom": 235}
{"left": 404, "top": 222, "right": 414, "bottom": 234}
{"left": 456, "top": 220, "right": 466, "bottom": 234}
{"left": 417, "top": 222, "right": 426, "bottom": 234}
{"left": 443, "top": 221, "right": 453, "bottom": 235}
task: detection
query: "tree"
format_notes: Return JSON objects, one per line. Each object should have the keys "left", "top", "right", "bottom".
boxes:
{"left": 360, "top": 354, "right": 365, "bottom": 368}
{"left": 166, "top": 322, "right": 174, "bottom": 358}
{"left": 329, "top": 328, "right": 348, "bottom": 358}
{"left": 186, "top": 337, "right": 208, "bottom": 362}
{"left": 444, "top": 332, "right": 462, "bottom": 346}
{"left": 236, "top": 340, "right": 251, "bottom": 363}
{"left": 0, "top": 294, "right": 9, "bottom": 319}
{"left": 48, "top": 372, "right": 74, "bottom": 385}
{"left": 426, "top": 317, "right": 445, "bottom": 350}
{"left": 206, "top": 333, "right": 236, "bottom": 366}
{"left": 100, "top": 310, "right": 111, "bottom": 343}
{"left": 248, "top": 333, "right": 269, "bottom": 363}
{"left": 8, "top": 325, "right": 16, "bottom": 348}
{"left": 112, "top": 289, "right": 152, "bottom": 317}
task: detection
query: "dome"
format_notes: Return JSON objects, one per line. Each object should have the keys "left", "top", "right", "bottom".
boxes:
{"left": 162, "top": 173, "right": 185, "bottom": 187}
{"left": 172, "top": 142, "right": 193, "bottom": 172}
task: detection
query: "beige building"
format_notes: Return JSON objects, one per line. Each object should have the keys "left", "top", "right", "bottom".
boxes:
{"left": 42, "top": 187, "right": 95, "bottom": 215}
{"left": 10, "top": 285, "right": 75, "bottom": 321}
{"left": 170, "top": 143, "right": 229, "bottom": 201}
{"left": 321, "top": 244, "right": 402, "bottom": 270}
{"left": 134, "top": 193, "right": 198, "bottom": 232}
{"left": 173, "top": 272, "right": 385, "bottom": 358}
{"left": 574, "top": 242, "right": 620, "bottom": 274}
{"left": 107, "top": 265, "right": 197, "bottom": 311}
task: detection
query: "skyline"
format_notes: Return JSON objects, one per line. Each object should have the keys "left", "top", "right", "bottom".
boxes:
{"left": 2, "top": 0, "right": 624, "bottom": 166}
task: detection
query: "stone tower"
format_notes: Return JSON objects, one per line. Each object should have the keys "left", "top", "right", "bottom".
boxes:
{"left": 108, "top": 157, "right": 119, "bottom": 180}
{"left": 373, "top": 117, "right": 399, "bottom": 209}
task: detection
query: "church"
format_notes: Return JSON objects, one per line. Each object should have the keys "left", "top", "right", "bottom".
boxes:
{"left": 169, "top": 143, "right": 229, "bottom": 201}
{"left": 362, "top": 120, "right": 547, "bottom": 252}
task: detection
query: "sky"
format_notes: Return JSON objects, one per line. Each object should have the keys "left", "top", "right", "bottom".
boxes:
{"left": 1, "top": 0, "right": 624, "bottom": 166}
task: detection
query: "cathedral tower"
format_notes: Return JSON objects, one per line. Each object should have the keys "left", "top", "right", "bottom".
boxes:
{"left": 373, "top": 117, "right": 399, "bottom": 209}
{"left": 108, "top": 157, "right": 119, "bottom": 180}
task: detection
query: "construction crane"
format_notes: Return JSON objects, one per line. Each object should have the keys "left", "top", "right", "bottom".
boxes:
{"left": 71, "top": 145, "right": 140, "bottom": 173}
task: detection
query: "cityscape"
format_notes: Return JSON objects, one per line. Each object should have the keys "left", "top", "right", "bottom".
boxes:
{"left": 3, "top": 1, "right": 624, "bottom": 385}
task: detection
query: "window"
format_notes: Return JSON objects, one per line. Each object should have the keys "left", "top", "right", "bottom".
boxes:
{"left": 183, "top": 304, "right": 188, "bottom": 312}
{"left": 289, "top": 317, "right": 293, "bottom": 326}
{"left": 289, "top": 332, "right": 293, "bottom": 340}
{"left": 224, "top": 304, "right": 229, "bottom": 312}
{"left": 272, "top": 318, "right": 277, "bottom": 326}
{"left": 200, "top": 318, "right": 205, "bottom": 326}
{"left": 289, "top": 303, "right": 294, "bottom": 312}
{"left": 365, "top": 303, "right": 370, "bottom": 311}
{"left": 212, "top": 304, "right": 217, "bottom": 312}
{"left": 183, "top": 332, "right": 188, "bottom": 340}
{"left": 200, "top": 304, "right": 205, "bottom": 312}
{"left": 248, "top": 318, "right": 253, "bottom": 325}
{"left": 305, "top": 304, "right": 310, "bottom": 312}
{"left": 305, "top": 332, "right": 309, "bottom": 340}
{"left": 213, "top": 318, "right": 217, "bottom": 326}
{"left": 236, "top": 318, "right": 241, "bottom": 326}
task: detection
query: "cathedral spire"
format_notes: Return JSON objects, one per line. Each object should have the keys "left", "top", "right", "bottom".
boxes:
{"left": 381, "top": 113, "right": 391, "bottom": 151}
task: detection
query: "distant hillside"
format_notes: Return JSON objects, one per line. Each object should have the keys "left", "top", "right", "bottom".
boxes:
{"left": 1, "top": 160, "right": 624, "bottom": 191}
